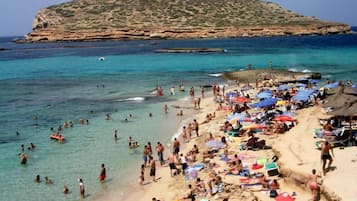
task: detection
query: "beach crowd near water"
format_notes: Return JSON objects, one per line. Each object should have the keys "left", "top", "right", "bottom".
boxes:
{"left": 15, "top": 68, "right": 357, "bottom": 201}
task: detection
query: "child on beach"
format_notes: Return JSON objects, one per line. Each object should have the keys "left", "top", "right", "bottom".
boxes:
{"left": 308, "top": 169, "right": 322, "bottom": 199}
{"left": 140, "top": 164, "right": 145, "bottom": 185}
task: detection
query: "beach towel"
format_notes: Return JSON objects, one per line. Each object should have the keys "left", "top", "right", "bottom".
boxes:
{"left": 256, "top": 158, "right": 268, "bottom": 165}
{"left": 191, "top": 163, "right": 204, "bottom": 171}
{"left": 252, "top": 163, "right": 264, "bottom": 170}
{"left": 239, "top": 177, "right": 264, "bottom": 187}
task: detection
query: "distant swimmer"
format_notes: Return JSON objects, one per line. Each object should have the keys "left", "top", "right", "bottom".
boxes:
{"left": 20, "top": 153, "right": 27, "bottom": 165}
{"left": 149, "top": 112, "right": 153, "bottom": 117}
{"left": 28, "top": 143, "right": 36, "bottom": 151}
{"left": 128, "top": 136, "right": 133, "bottom": 142}
{"left": 99, "top": 57, "right": 105, "bottom": 61}
{"left": 34, "top": 175, "right": 41, "bottom": 183}
{"left": 105, "top": 113, "right": 112, "bottom": 120}
{"left": 45, "top": 176, "right": 53, "bottom": 184}
{"left": 114, "top": 129, "right": 118, "bottom": 140}
{"left": 63, "top": 185, "right": 69, "bottom": 194}
{"left": 16, "top": 131, "right": 19, "bottom": 136}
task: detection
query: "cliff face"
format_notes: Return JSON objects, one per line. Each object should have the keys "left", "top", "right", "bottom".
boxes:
{"left": 25, "top": 0, "right": 351, "bottom": 42}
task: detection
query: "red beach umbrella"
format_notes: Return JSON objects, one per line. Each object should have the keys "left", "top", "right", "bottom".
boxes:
{"left": 232, "top": 96, "right": 251, "bottom": 103}
{"left": 273, "top": 115, "right": 295, "bottom": 122}
{"left": 275, "top": 193, "right": 295, "bottom": 201}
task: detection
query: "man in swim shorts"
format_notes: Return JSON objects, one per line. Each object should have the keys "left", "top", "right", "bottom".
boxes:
{"left": 173, "top": 138, "right": 180, "bottom": 156}
{"left": 168, "top": 152, "right": 177, "bottom": 177}
{"left": 321, "top": 141, "right": 334, "bottom": 175}
{"left": 149, "top": 156, "right": 156, "bottom": 182}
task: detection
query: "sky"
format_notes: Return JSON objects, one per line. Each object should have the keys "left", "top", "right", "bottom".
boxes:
{"left": 0, "top": 0, "right": 356, "bottom": 37}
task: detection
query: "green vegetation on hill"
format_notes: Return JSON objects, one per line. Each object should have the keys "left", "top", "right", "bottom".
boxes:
{"left": 35, "top": 0, "right": 333, "bottom": 31}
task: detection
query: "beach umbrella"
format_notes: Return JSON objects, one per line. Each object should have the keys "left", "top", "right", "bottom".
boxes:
{"left": 256, "top": 91, "right": 272, "bottom": 99}
{"left": 295, "top": 83, "right": 306, "bottom": 87}
{"left": 326, "top": 85, "right": 357, "bottom": 95}
{"left": 328, "top": 102, "right": 357, "bottom": 145}
{"left": 323, "top": 93, "right": 357, "bottom": 108}
{"left": 278, "top": 85, "right": 291, "bottom": 91}
{"left": 273, "top": 115, "right": 295, "bottom": 122}
{"left": 232, "top": 96, "right": 251, "bottom": 103}
{"left": 308, "top": 79, "right": 319, "bottom": 84}
{"left": 275, "top": 193, "right": 295, "bottom": 201}
{"left": 229, "top": 116, "right": 252, "bottom": 124}
{"left": 328, "top": 102, "right": 357, "bottom": 116}
{"left": 293, "top": 89, "right": 317, "bottom": 102}
{"left": 226, "top": 113, "right": 246, "bottom": 121}
{"left": 250, "top": 98, "right": 278, "bottom": 108}
{"left": 205, "top": 140, "right": 226, "bottom": 149}
{"left": 323, "top": 82, "right": 339, "bottom": 89}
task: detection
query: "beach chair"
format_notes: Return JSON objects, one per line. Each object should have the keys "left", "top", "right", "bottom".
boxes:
{"left": 265, "top": 162, "right": 280, "bottom": 176}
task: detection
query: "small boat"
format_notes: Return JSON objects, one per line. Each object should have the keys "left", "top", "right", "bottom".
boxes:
{"left": 98, "top": 57, "right": 105, "bottom": 61}
{"left": 50, "top": 134, "right": 65, "bottom": 142}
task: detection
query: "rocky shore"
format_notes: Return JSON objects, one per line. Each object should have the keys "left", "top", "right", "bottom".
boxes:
{"left": 23, "top": 24, "right": 351, "bottom": 43}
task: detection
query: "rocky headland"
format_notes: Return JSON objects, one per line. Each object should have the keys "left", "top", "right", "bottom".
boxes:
{"left": 24, "top": 0, "right": 351, "bottom": 42}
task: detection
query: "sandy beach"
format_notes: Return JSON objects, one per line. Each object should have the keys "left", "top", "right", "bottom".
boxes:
{"left": 99, "top": 78, "right": 356, "bottom": 201}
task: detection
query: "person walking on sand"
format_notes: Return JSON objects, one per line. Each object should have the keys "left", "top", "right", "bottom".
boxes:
{"left": 149, "top": 156, "right": 156, "bottom": 182}
{"left": 99, "top": 163, "right": 106, "bottom": 182}
{"left": 308, "top": 169, "right": 321, "bottom": 199}
{"left": 140, "top": 164, "right": 145, "bottom": 185}
{"left": 321, "top": 141, "right": 334, "bottom": 175}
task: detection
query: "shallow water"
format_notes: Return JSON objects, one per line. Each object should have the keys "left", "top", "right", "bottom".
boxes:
{"left": 0, "top": 34, "right": 357, "bottom": 201}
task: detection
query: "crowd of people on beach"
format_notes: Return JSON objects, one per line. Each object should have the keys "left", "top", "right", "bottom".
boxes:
{"left": 15, "top": 77, "right": 356, "bottom": 201}
{"left": 139, "top": 78, "right": 356, "bottom": 201}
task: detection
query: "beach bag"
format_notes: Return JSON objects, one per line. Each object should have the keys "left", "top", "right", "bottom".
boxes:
{"left": 270, "top": 189, "right": 278, "bottom": 198}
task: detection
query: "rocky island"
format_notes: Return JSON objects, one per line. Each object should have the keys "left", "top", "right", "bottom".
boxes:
{"left": 24, "top": 0, "right": 351, "bottom": 42}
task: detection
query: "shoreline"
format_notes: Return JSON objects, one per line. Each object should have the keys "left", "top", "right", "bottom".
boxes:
{"left": 106, "top": 81, "right": 357, "bottom": 201}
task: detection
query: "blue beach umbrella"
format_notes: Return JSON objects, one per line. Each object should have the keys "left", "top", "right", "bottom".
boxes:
{"left": 226, "top": 113, "right": 246, "bottom": 121}
{"left": 323, "top": 82, "right": 339, "bottom": 89}
{"left": 295, "top": 83, "right": 306, "bottom": 87}
{"left": 250, "top": 98, "right": 278, "bottom": 108}
{"left": 278, "top": 85, "right": 291, "bottom": 91}
{"left": 293, "top": 89, "right": 317, "bottom": 101}
{"left": 309, "top": 79, "right": 319, "bottom": 84}
{"left": 256, "top": 91, "right": 272, "bottom": 99}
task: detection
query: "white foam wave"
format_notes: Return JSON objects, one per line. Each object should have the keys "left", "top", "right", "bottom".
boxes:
{"left": 302, "top": 69, "right": 312, "bottom": 73}
{"left": 208, "top": 73, "right": 223, "bottom": 77}
{"left": 116, "top": 97, "right": 145, "bottom": 102}
{"left": 288, "top": 68, "right": 298, "bottom": 72}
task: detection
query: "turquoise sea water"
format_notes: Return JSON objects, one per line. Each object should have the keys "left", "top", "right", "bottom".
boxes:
{"left": 1, "top": 33, "right": 357, "bottom": 201}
